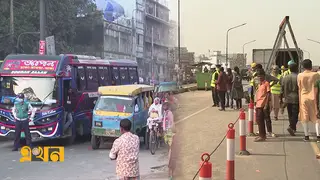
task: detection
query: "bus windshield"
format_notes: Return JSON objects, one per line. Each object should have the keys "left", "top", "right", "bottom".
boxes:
{"left": 0, "top": 77, "right": 58, "bottom": 107}
{"left": 94, "top": 96, "right": 134, "bottom": 113}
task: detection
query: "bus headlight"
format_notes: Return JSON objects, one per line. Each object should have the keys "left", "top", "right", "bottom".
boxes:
{"left": 39, "top": 115, "right": 58, "bottom": 124}
{"left": 0, "top": 116, "right": 10, "bottom": 123}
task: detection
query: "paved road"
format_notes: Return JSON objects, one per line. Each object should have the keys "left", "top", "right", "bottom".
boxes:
{"left": 0, "top": 138, "right": 169, "bottom": 180}
{"left": 0, "top": 84, "right": 199, "bottom": 180}
{"left": 173, "top": 91, "right": 320, "bottom": 180}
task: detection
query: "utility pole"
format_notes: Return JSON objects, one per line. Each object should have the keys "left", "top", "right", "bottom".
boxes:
{"left": 151, "top": 26, "right": 154, "bottom": 84}
{"left": 40, "top": 0, "right": 46, "bottom": 41}
{"left": 177, "top": 0, "right": 181, "bottom": 85}
{"left": 10, "top": 0, "right": 14, "bottom": 48}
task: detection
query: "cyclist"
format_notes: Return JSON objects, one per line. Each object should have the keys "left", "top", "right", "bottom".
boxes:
{"left": 146, "top": 98, "right": 163, "bottom": 135}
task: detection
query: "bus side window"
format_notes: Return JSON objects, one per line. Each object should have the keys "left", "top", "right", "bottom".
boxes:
{"left": 145, "top": 92, "right": 150, "bottom": 109}
{"left": 129, "top": 67, "right": 138, "bottom": 84}
{"left": 142, "top": 92, "right": 147, "bottom": 109}
{"left": 76, "top": 66, "right": 86, "bottom": 91}
{"left": 112, "top": 67, "right": 121, "bottom": 85}
{"left": 134, "top": 98, "right": 139, "bottom": 113}
{"left": 119, "top": 67, "right": 129, "bottom": 85}
{"left": 148, "top": 91, "right": 153, "bottom": 106}
{"left": 138, "top": 94, "right": 144, "bottom": 111}
{"left": 85, "top": 66, "right": 99, "bottom": 90}
{"left": 98, "top": 66, "right": 109, "bottom": 86}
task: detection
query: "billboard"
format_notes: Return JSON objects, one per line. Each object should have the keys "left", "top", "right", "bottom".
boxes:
{"left": 95, "top": 0, "right": 135, "bottom": 27}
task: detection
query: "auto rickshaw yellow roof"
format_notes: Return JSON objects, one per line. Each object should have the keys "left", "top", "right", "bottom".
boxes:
{"left": 98, "top": 84, "right": 154, "bottom": 96}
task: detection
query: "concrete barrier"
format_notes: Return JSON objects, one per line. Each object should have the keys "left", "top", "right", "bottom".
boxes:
{"left": 178, "top": 83, "right": 197, "bottom": 93}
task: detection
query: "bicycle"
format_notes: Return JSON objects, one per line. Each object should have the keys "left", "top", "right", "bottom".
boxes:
{"left": 147, "top": 119, "right": 162, "bottom": 155}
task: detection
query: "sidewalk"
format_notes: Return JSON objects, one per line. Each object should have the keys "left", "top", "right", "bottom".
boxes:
{"left": 235, "top": 113, "right": 320, "bottom": 180}
{"left": 173, "top": 91, "right": 320, "bottom": 180}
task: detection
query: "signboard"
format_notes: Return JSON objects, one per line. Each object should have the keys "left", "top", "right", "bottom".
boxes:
{"left": 3, "top": 60, "right": 59, "bottom": 71}
{"left": 20, "top": 146, "right": 64, "bottom": 162}
{"left": 45, "top": 36, "right": 56, "bottom": 55}
{"left": 39, "top": 40, "right": 46, "bottom": 55}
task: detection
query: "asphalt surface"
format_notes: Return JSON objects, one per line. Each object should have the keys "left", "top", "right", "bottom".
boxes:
{"left": 0, "top": 137, "right": 169, "bottom": 180}
{"left": 0, "top": 84, "right": 198, "bottom": 180}
{"left": 173, "top": 91, "right": 320, "bottom": 180}
{"left": 2, "top": 85, "right": 320, "bottom": 180}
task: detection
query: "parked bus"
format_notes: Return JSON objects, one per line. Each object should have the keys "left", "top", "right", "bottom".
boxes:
{"left": 0, "top": 54, "right": 138, "bottom": 144}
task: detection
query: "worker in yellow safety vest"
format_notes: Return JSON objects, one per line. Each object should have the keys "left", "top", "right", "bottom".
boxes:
{"left": 249, "top": 63, "right": 259, "bottom": 102}
{"left": 281, "top": 65, "right": 286, "bottom": 76}
{"left": 270, "top": 65, "right": 282, "bottom": 120}
{"left": 283, "top": 60, "right": 295, "bottom": 77}
{"left": 211, "top": 64, "right": 221, "bottom": 107}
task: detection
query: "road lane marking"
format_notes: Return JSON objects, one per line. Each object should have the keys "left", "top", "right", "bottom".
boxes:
{"left": 176, "top": 105, "right": 211, "bottom": 124}
{"left": 310, "top": 141, "right": 320, "bottom": 164}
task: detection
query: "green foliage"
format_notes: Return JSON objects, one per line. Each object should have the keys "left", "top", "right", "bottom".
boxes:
{"left": 0, "top": 0, "right": 102, "bottom": 59}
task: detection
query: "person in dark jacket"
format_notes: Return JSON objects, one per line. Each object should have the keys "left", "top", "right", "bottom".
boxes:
{"left": 226, "top": 68, "right": 234, "bottom": 108}
{"left": 216, "top": 67, "right": 228, "bottom": 111}
{"left": 232, "top": 66, "right": 244, "bottom": 109}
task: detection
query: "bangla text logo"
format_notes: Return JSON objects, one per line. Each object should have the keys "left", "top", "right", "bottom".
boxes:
{"left": 20, "top": 146, "right": 64, "bottom": 162}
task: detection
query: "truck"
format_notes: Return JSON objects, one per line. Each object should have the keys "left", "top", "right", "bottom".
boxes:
{"left": 252, "top": 48, "right": 303, "bottom": 69}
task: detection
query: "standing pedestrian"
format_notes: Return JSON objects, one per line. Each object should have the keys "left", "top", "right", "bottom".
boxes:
{"left": 231, "top": 66, "right": 244, "bottom": 109}
{"left": 297, "top": 59, "right": 320, "bottom": 142}
{"left": 280, "top": 63, "right": 299, "bottom": 136}
{"left": 210, "top": 65, "right": 221, "bottom": 107}
{"left": 249, "top": 63, "right": 257, "bottom": 102}
{"left": 109, "top": 119, "right": 140, "bottom": 180}
{"left": 270, "top": 65, "right": 282, "bottom": 120}
{"left": 162, "top": 102, "right": 176, "bottom": 180}
{"left": 12, "top": 93, "right": 36, "bottom": 151}
{"left": 216, "top": 66, "right": 228, "bottom": 111}
{"left": 254, "top": 69, "right": 276, "bottom": 142}
{"left": 226, "top": 68, "right": 234, "bottom": 108}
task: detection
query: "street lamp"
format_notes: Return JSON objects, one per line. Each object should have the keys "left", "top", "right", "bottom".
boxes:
{"left": 302, "top": 49, "right": 311, "bottom": 59}
{"left": 226, "top": 23, "right": 247, "bottom": 67}
{"left": 16, "top": 31, "right": 40, "bottom": 53}
{"left": 131, "top": 9, "right": 138, "bottom": 59}
{"left": 307, "top": 38, "right": 320, "bottom": 44}
{"left": 242, "top": 40, "right": 256, "bottom": 60}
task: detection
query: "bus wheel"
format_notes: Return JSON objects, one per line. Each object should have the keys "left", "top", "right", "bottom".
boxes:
{"left": 91, "top": 135, "right": 100, "bottom": 150}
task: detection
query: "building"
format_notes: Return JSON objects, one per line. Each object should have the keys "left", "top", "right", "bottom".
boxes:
{"left": 94, "top": 0, "right": 175, "bottom": 81}
{"left": 95, "top": 0, "right": 139, "bottom": 60}
{"left": 144, "top": 0, "right": 171, "bottom": 81}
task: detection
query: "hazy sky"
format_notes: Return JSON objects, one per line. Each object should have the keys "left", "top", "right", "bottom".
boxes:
{"left": 169, "top": 0, "right": 320, "bottom": 65}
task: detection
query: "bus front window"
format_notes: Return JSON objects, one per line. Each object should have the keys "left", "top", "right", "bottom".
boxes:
{"left": 0, "top": 77, "right": 58, "bottom": 108}
{"left": 95, "top": 96, "right": 133, "bottom": 113}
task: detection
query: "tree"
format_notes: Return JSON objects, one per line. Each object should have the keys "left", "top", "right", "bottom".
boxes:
{"left": 0, "top": 0, "right": 102, "bottom": 59}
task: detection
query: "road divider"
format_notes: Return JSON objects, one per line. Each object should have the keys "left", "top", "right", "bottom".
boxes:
{"left": 226, "top": 123, "right": 235, "bottom": 180}
{"left": 178, "top": 84, "right": 197, "bottom": 93}
{"left": 238, "top": 110, "right": 250, "bottom": 156}
{"left": 248, "top": 102, "right": 256, "bottom": 136}
{"left": 199, "top": 153, "right": 212, "bottom": 180}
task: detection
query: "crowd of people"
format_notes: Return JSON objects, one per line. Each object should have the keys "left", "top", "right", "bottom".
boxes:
{"left": 210, "top": 59, "right": 320, "bottom": 143}
{"left": 210, "top": 64, "right": 245, "bottom": 111}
